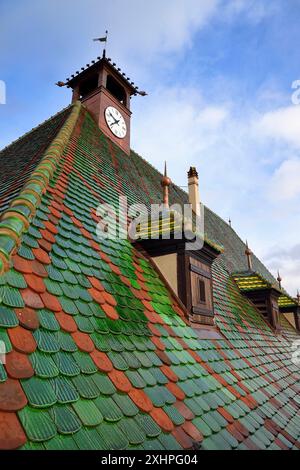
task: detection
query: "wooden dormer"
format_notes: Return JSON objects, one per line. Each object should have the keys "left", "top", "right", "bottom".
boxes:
{"left": 133, "top": 209, "right": 222, "bottom": 326}
{"left": 232, "top": 270, "right": 298, "bottom": 332}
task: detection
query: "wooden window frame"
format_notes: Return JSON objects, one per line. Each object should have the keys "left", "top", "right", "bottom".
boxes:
{"left": 134, "top": 237, "right": 219, "bottom": 325}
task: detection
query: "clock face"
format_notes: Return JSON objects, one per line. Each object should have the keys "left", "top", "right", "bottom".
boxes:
{"left": 105, "top": 106, "right": 127, "bottom": 139}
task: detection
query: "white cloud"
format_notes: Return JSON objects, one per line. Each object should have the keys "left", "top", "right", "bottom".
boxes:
{"left": 268, "top": 158, "right": 300, "bottom": 201}
{"left": 132, "top": 86, "right": 229, "bottom": 184}
{"left": 132, "top": 83, "right": 300, "bottom": 296}
{"left": 257, "top": 105, "right": 300, "bottom": 148}
{"left": 223, "top": 0, "right": 278, "bottom": 24}
{"left": 0, "top": 0, "right": 220, "bottom": 74}
{"left": 265, "top": 244, "right": 300, "bottom": 295}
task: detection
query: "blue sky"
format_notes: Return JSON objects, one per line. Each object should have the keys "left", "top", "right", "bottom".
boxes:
{"left": 1, "top": 0, "right": 300, "bottom": 294}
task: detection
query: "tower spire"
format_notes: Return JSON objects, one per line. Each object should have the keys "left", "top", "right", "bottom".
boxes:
{"left": 277, "top": 270, "right": 282, "bottom": 289}
{"left": 161, "top": 161, "right": 171, "bottom": 208}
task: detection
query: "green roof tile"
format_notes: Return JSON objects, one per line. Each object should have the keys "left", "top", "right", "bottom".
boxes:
{"left": 96, "top": 422, "right": 129, "bottom": 450}
{"left": 72, "top": 374, "right": 100, "bottom": 399}
{"left": 21, "top": 376, "right": 57, "bottom": 408}
{"left": 37, "top": 310, "right": 60, "bottom": 331}
{"left": 72, "top": 399, "right": 103, "bottom": 427}
{"left": 33, "top": 330, "right": 60, "bottom": 353}
{"left": 30, "top": 351, "right": 59, "bottom": 378}
{"left": 49, "top": 404, "right": 82, "bottom": 434}
{"left": 0, "top": 286, "right": 24, "bottom": 308}
{"left": 92, "top": 373, "right": 116, "bottom": 396}
{"left": 112, "top": 394, "right": 139, "bottom": 417}
{"left": 18, "top": 407, "right": 56, "bottom": 442}
{"left": 53, "top": 351, "right": 81, "bottom": 377}
{"left": 0, "top": 306, "right": 19, "bottom": 327}
{"left": 72, "top": 427, "right": 106, "bottom": 450}
{"left": 51, "top": 376, "right": 79, "bottom": 404}
{"left": 44, "top": 434, "right": 79, "bottom": 450}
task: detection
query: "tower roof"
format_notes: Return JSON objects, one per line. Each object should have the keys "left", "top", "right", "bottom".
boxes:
{"left": 64, "top": 56, "right": 139, "bottom": 95}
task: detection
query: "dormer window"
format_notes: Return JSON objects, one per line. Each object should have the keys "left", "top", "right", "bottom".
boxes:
{"left": 191, "top": 258, "right": 213, "bottom": 315}
{"left": 134, "top": 215, "right": 221, "bottom": 326}
{"left": 198, "top": 278, "right": 206, "bottom": 303}
{"left": 233, "top": 245, "right": 300, "bottom": 332}
{"left": 278, "top": 289, "right": 300, "bottom": 332}
{"left": 232, "top": 270, "right": 282, "bottom": 331}
{"left": 132, "top": 166, "right": 222, "bottom": 327}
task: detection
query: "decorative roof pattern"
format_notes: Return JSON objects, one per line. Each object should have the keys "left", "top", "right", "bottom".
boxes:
{"left": 0, "top": 103, "right": 81, "bottom": 277}
{"left": 135, "top": 210, "right": 224, "bottom": 254}
{"left": 0, "top": 107, "right": 72, "bottom": 216}
{"left": 0, "top": 102, "right": 299, "bottom": 450}
{"left": 232, "top": 271, "right": 297, "bottom": 308}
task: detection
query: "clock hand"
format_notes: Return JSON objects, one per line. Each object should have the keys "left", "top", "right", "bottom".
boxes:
{"left": 109, "top": 111, "right": 119, "bottom": 125}
{"left": 110, "top": 119, "right": 121, "bottom": 126}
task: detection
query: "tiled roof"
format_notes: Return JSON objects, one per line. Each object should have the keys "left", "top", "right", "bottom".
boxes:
{"left": 0, "top": 107, "right": 72, "bottom": 216}
{"left": 135, "top": 210, "right": 224, "bottom": 253}
{"left": 232, "top": 271, "right": 297, "bottom": 308}
{"left": 0, "top": 101, "right": 299, "bottom": 450}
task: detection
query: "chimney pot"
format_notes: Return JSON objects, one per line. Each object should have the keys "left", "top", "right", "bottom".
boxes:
{"left": 188, "top": 167, "right": 199, "bottom": 178}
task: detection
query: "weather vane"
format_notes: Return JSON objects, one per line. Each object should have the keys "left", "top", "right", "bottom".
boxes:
{"left": 93, "top": 30, "right": 108, "bottom": 58}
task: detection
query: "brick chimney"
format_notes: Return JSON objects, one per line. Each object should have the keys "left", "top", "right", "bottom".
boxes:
{"left": 188, "top": 167, "right": 200, "bottom": 217}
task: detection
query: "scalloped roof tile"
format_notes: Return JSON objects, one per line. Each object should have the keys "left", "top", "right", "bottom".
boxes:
{"left": 0, "top": 101, "right": 299, "bottom": 450}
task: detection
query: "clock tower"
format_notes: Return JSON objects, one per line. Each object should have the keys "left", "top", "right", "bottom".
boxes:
{"left": 59, "top": 52, "right": 145, "bottom": 155}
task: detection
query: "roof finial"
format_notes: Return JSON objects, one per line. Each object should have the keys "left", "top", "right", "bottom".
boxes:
{"left": 245, "top": 240, "right": 253, "bottom": 271}
{"left": 161, "top": 161, "right": 171, "bottom": 208}
{"left": 277, "top": 270, "right": 282, "bottom": 289}
{"left": 228, "top": 217, "right": 232, "bottom": 227}
{"left": 93, "top": 30, "right": 108, "bottom": 58}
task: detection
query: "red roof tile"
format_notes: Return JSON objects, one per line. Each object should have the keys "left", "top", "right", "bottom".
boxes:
{"left": 0, "top": 378, "right": 27, "bottom": 411}
{"left": 150, "top": 407, "right": 174, "bottom": 433}
{"left": 109, "top": 370, "right": 132, "bottom": 393}
{"left": 71, "top": 331, "right": 94, "bottom": 353}
{"left": 21, "top": 289, "right": 44, "bottom": 309}
{"left": 23, "top": 274, "right": 46, "bottom": 294}
{"left": 5, "top": 351, "right": 34, "bottom": 380}
{"left": 0, "top": 412, "right": 27, "bottom": 450}
{"left": 8, "top": 326, "right": 37, "bottom": 354}
{"left": 91, "top": 350, "right": 113, "bottom": 372}
{"left": 129, "top": 389, "right": 153, "bottom": 413}
{"left": 15, "top": 308, "right": 39, "bottom": 331}
{"left": 55, "top": 311, "right": 77, "bottom": 333}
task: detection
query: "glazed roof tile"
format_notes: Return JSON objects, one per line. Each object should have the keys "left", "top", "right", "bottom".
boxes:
{"left": 0, "top": 101, "right": 299, "bottom": 450}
